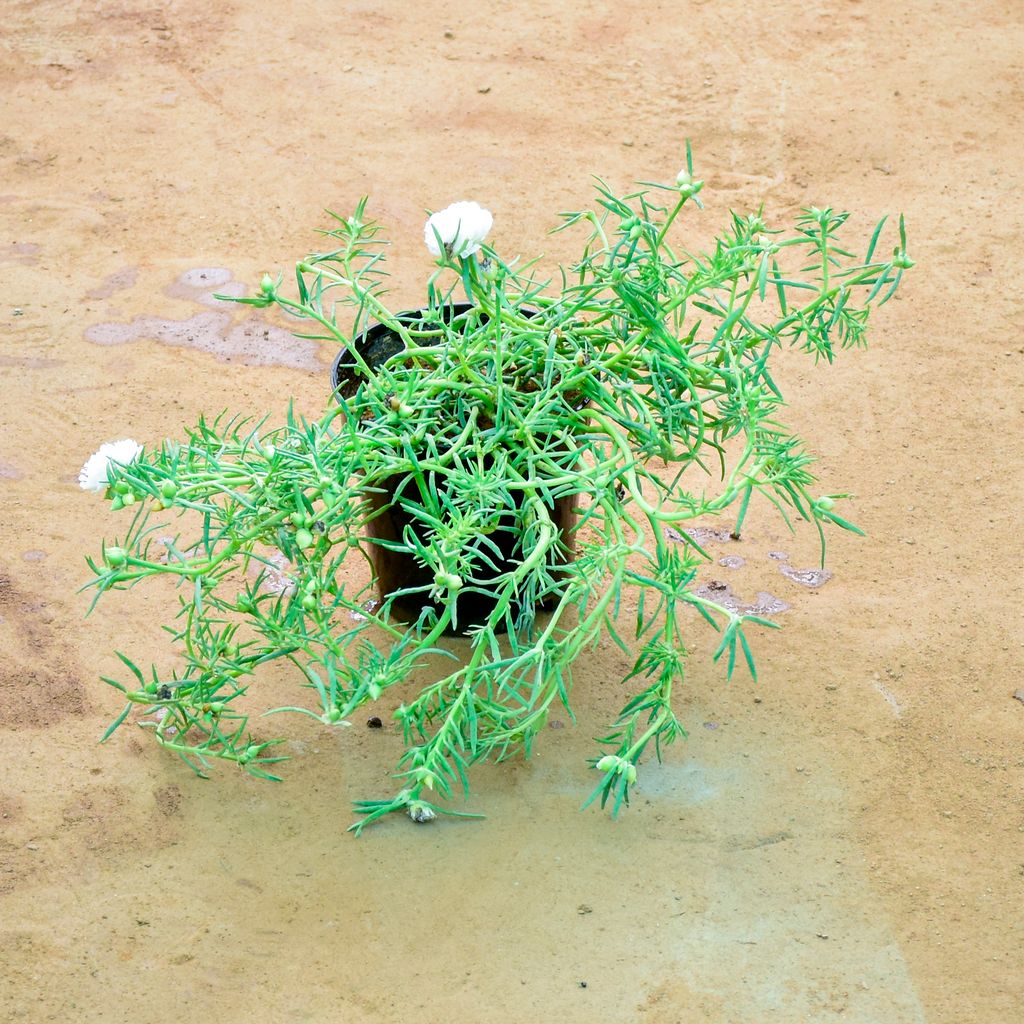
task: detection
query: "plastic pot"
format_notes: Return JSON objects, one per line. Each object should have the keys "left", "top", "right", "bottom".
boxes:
{"left": 331, "top": 304, "right": 580, "bottom": 632}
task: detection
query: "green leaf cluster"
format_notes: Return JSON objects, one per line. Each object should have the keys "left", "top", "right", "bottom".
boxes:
{"left": 83, "top": 152, "right": 909, "bottom": 831}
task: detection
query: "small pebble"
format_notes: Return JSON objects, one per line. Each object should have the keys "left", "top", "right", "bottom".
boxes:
{"left": 367, "top": 716, "right": 383, "bottom": 729}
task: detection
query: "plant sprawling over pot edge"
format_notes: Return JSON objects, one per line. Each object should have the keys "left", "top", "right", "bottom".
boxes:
{"left": 82, "top": 147, "right": 911, "bottom": 831}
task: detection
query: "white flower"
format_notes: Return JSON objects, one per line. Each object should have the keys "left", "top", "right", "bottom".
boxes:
{"left": 78, "top": 438, "right": 143, "bottom": 493}
{"left": 424, "top": 201, "right": 493, "bottom": 259}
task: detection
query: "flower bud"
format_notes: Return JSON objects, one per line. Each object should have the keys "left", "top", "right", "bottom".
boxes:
{"left": 260, "top": 274, "right": 275, "bottom": 295}
{"left": 301, "top": 593, "right": 318, "bottom": 611}
{"left": 407, "top": 802, "right": 437, "bottom": 823}
{"left": 816, "top": 496, "right": 836, "bottom": 512}
{"left": 160, "top": 480, "right": 178, "bottom": 499}
{"left": 433, "top": 571, "right": 462, "bottom": 591}
{"left": 295, "top": 528, "right": 314, "bottom": 550}
{"left": 675, "top": 169, "right": 705, "bottom": 199}
{"left": 104, "top": 546, "right": 128, "bottom": 568}
{"left": 595, "top": 755, "right": 618, "bottom": 773}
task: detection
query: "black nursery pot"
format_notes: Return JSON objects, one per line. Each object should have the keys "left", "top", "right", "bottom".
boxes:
{"left": 331, "top": 304, "right": 579, "bottom": 633}
{"left": 330, "top": 305, "right": 476, "bottom": 401}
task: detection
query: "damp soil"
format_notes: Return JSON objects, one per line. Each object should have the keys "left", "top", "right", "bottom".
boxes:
{"left": 2, "top": 3, "right": 1023, "bottom": 1022}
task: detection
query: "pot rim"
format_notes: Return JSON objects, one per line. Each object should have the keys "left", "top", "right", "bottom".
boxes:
{"left": 331, "top": 302, "right": 478, "bottom": 400}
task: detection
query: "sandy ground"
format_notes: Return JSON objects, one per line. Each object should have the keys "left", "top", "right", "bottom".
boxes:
{"left": 2, "top": 1, "right": 1022, "bottom": 1021}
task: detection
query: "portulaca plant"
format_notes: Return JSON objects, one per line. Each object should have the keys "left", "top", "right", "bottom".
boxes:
{"left": 82, "top": 148, "right": 911, "bottom": 831}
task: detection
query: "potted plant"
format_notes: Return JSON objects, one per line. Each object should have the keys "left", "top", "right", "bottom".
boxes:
{"left": 82, "top": 147, "right": 911, "bottom": 831}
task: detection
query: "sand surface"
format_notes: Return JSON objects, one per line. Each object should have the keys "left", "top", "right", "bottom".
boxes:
{"left": 2, "top": 1, "right": 1022, "bottom": 1021}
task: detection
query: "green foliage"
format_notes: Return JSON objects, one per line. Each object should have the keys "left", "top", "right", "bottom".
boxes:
{"left": 83, "top": 153, "right": 910, "bottom": 831}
